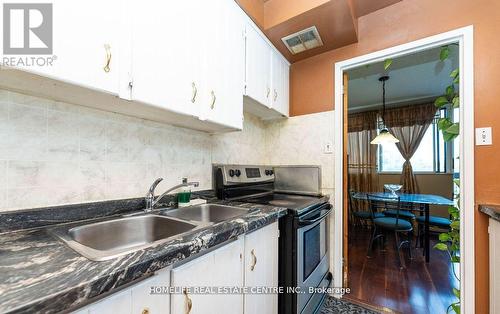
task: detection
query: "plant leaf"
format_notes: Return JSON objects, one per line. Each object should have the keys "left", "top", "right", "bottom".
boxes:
{"left": 438, "top": 118, "right": 453, "bottom": 130}
{"left": 453, "top": 75, "right": 459, "bottom": 84}
{"left": 384, "top": 59, "right": 393, "bottom": 70}
{"left": 439, "top": 233, "right": 451, "bottom": 242}
{"left": 453, "top": 288, "right": 460, "bottom": 298}
{"left": 451, "top": 303, "right": 461, "bottom": 314}
{"left": 434, "top": 243, "right": 448, "bottom": 251}
{"left": 443, "top": 131, "right": 458, "bottom": 142}
{"left": 450, "top": 68, "right": 459, "bottom": 79}
{"left": 452, "top": 96, "right": 460, "bottom": 108}
{"left": 451, "top": 221, "right": 460, "bottom": 230}
{"left": 435, "top": 96, "right": 449, "bottom": 108}
{"left": 440, "top": 46, "right": 450, "bottom": 61}
{"left": 451, "top": 255, "right": 461, "bottom": 263}
{"left": 446, "top": 85, "right": 455, "bottom": 98}
{"left": 446, "top": 123, "right": 460, "bottom": 135}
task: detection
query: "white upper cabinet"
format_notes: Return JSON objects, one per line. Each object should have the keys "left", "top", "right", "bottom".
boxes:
{"left": 0, "top": 0, "right": 286, "bottom": 132}
{"left": 271, "top": 53, "right": 290, "bottom": 117}
{"left": 245, "top": 24, "right": 272, "bottom": 108}
{"left": 130, "top": 0, "right": 244, "bottom": 130}
{"left": 244, "top": 22, "right": 289, "bottom": 119}
{"left": 1, "top": 0, "right": 123, "bottom": 95}
{"left": 199, "top": 0, "right": 245, "bottom": 130}
{"left": 130, "top": 0, "right": 202, "bottom": 118}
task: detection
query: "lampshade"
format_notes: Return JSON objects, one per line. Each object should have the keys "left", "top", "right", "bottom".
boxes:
{"left": 370, "top": 128, "right": 400, "bottom": 145}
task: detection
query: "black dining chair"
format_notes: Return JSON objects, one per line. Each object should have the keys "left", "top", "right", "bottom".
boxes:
{"left": 415, "top": 213, "right": 451, "bottom": 250}
{"left": 366, "top": 194, "right": 413, "bottom": 269}
{"left": 381, "top": 188, "right": 416, "bottom": 222}
{"left": 350, "top": 190, "right": 385, "bottom": 227}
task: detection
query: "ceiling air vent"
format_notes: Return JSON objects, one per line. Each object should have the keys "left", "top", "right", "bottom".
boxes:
{"left": 281, "top": 26, "right": 323, "bottom": 55}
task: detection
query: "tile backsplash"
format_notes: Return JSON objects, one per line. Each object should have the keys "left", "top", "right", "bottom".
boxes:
{"left": 0, "top": 89, "right": 335, "bottom": 212}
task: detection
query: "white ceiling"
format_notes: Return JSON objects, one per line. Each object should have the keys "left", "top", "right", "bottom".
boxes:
{"left": 347, "top": 46, "right": 459, "bottom": 112}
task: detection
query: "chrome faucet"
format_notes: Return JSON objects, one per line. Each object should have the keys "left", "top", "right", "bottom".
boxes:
{"left": 145, "top": 178, "right": 199, "bottom": 212}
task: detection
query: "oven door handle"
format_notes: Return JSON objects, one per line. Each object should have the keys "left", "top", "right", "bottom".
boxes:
{"left": 298, "top": 205, "right": 332, "bottom": 227}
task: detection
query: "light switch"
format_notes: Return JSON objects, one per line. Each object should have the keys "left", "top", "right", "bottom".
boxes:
{"left": 476, "top": 127, "right": 492, "bottom": 146}
{"left": 324, "top": 141, "right": 333, "bottom": 154}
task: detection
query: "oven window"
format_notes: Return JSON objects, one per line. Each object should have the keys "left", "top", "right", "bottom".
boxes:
{"left": 303, "top": 223, "right": 322, "bottom": 281}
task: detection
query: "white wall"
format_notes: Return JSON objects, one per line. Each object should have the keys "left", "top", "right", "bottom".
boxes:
{"left": 0, "top": 90, "right": 335, "bottom": 212}
{"left": 0, "top": 90, "right": 212, "bottom": 211}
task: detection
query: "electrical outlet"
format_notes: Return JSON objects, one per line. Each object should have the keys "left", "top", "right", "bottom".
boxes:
{"left": 476, "top": 127, "right": 492, "bottom": 146}
{"left": 324, "top": 141, "right": 333, "bottom": 154}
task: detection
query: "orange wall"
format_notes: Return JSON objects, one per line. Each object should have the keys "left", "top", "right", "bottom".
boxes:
{"left": 290, "top": 0, "right": 500, "bottom": 312}
{"left": 235, "top": 0, "right": 265, "bottom": 27}
{"left": 263, "top": 0, "right": 329, "bottom": 28}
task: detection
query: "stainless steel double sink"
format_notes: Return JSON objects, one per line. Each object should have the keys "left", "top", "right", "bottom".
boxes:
{"left": 53, "top": 204, "right": 253, "bottom": 261}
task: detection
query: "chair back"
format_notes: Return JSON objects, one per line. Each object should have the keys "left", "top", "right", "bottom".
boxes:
{"left": 367, "top": 193, "right": 402, "bottom": 224}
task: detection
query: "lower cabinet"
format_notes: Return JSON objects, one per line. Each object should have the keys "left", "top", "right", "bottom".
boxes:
{"left": 72, "top": 268, "right": 170, "bottom": 314}
{"left": 170, "top": 238, "right": 245, "bottom": 314}
{"left": 71, "top": 222, "right": 279, "bottom": 314}
{"left": 243, "top": 222, "right": 279, "bottom": 314}
{"left": 170, "top": 222, "right": 278, "bottom": 314}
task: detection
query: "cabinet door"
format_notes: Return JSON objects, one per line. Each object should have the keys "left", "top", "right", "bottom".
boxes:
{"left": 270, "top": 52, "right": 282, "bottom": 112}
{"left": 88, "top": 288, "right": 132, "bottom": 314}
{"left": 2, "top": 0, "right": 122, "bottom": 95}
{"left": 171, "top": 238, "right": 244, "bottom": 314}
{"left": 201, "top": 0, "right": 244, "bottom": 129}
{"left": 282, "top": 62, "right": 290, "bottom": 117}
{"left": 245, "top": 23, "right": 272, "bottom": 108}
{"left": 271, "top": 54, "right": 289, "bottom": 117}
{"left": 130, "top": 0, "right": 201, "bottom": 117}
{"left": 244, "top": 222, "right": 279, "bottom": 314}
{"left": 131, "top": 268, "right": 170, "bottom": 314}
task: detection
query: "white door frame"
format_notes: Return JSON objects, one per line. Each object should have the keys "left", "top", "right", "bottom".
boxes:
{"left": 333, "top": 26, "right": 475, "bottom": 313}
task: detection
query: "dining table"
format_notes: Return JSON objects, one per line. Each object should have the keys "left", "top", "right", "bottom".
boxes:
{"left": 352, "top": 192, "right": 454, "bottom": 263}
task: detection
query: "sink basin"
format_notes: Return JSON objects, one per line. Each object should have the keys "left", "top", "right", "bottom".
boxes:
{"left": 164, "top": 204, "right": 253, "bottom": 223}
{"left": 53, "top": 215, "right": 199, "bottom": 261}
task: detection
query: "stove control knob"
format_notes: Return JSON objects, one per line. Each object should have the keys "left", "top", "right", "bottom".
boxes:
{"left": 229, "top": 169, "right": 235, "bottom": 177}
{"left": 269, "top": 170, "right": 274, "bottom": 176}
{"left": 235, "top": 169, "right": 241, "bottom": 177}
{"left": 265, "top": 170, "right": 271, "bottom": 176}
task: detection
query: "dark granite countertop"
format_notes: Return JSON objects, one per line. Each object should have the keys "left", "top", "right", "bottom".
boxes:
{"left": 479, "top": 204, "right": 500, "bottom": 222}
{"left": 0, "top": 196, "right": 288, "bottom": 313}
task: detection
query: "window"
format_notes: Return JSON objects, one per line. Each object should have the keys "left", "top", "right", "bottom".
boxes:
{"left": 378, "top": 109, "right": 448, "bottom": 173}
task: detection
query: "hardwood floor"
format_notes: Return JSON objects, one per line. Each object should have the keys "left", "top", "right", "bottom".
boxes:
{"left": 346, "top": 227, "right": 459, "bottom": 314}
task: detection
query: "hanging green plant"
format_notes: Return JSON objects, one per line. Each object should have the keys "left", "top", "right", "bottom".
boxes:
{"left": 434, "top": 44, "right": 461, "bottom": 313}
{"left": 383, "top": 58, "right": 393, "bottom": 70}
{"left": 435, "top": 45, "right": 460, "bottom": 142}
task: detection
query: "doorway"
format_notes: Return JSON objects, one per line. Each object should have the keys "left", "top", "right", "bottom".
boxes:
{"left": 332, "top": 26, "right": 475, "bottom": 313}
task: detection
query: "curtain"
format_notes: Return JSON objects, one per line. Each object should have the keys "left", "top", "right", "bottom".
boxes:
{"left": 348, "top": 110, "right": 379, "bottom": 210}
{"left": 384, "top": 103, "right": 437, "bottom": 193}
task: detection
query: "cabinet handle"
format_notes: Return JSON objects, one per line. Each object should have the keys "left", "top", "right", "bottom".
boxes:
{"left": 266, "top": 87, "right": 270, "bottom": 98}
{"left": 142, "top": 309, "right": 150, "bottom": 314}
{"left": 250, "top": 249, "right": 257, "bottom": 271}
{"left": 184, "top": 288, "right": 192, "bottom": 314}
{"left": 273, "top": 89, "right": 278, "bottom": 102}
{"left": 191, "top": 82, "right": 197, "bottom": 103}
{"left": 103, "top": 44, "right": 111, "bottom": 73}
{"left": 210, "top": 91, "right": 216, "bottom": 109}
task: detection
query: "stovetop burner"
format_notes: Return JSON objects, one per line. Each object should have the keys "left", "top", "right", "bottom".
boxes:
{"left": 242, "top": 192, "right": 326, "bottom": 215}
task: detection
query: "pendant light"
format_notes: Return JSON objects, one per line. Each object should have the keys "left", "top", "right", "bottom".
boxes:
{"left": 371, "top": 76, "right": 400, "bottom": 145}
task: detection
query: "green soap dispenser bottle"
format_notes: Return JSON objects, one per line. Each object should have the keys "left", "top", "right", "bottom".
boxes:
{"left": 177, "top": 178, "right": 192, "bottom": 207}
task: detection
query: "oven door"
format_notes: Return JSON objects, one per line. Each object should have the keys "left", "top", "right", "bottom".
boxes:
{"left": 296, "top": 203, "right": 331, "bottom": 314}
